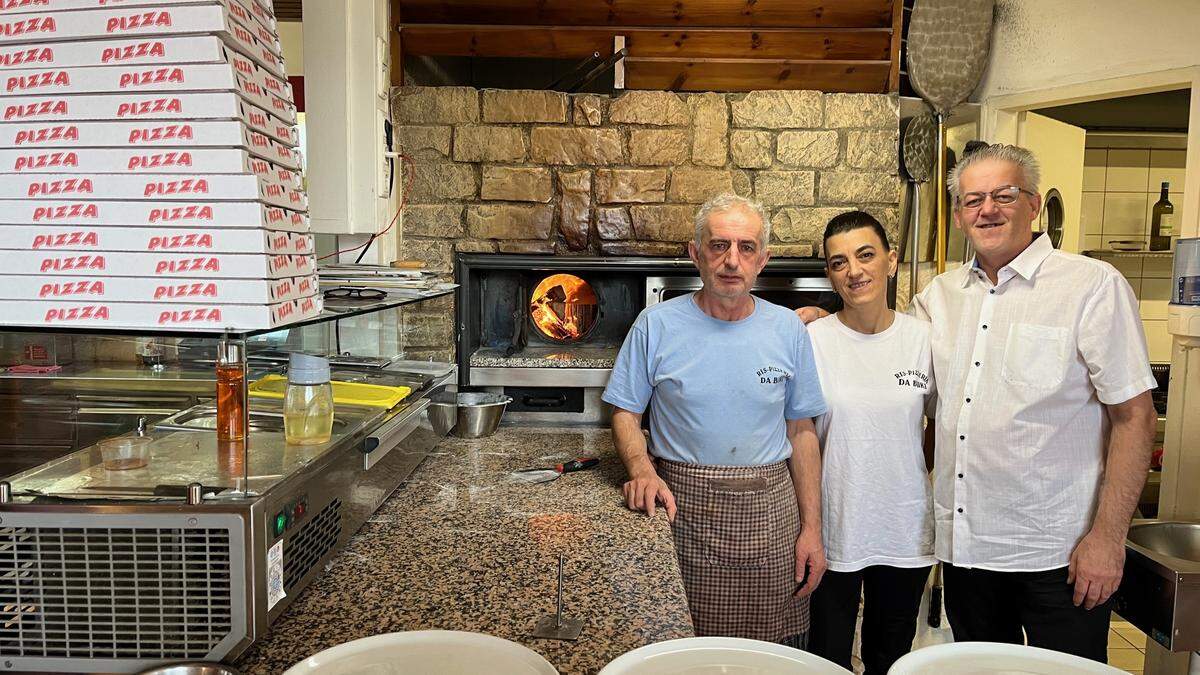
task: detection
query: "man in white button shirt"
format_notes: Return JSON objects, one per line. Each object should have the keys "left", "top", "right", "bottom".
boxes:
{"left": 909, "top": 144, "right": 1158, "bottom": 662}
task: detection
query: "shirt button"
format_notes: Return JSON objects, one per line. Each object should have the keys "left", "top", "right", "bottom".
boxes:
{"left": 989, "top": 289, "right": 996, "bottom": 294}
{"left": 959, "top": 435, "right": 965, "bottom": 440}
{"left": 965, "top": 398, "right": 972, "bottom": 403}
{"left": 957, "top": 508, "right": 964, "bottom": 513}
{"left": 982, "top": 324, "right": 988, "bottom": 330}
{"left": 958, "top": 473, "right": 964, "bottom": 479}
{"left": 975, "top": 361, "right": 981, "bottom": 367}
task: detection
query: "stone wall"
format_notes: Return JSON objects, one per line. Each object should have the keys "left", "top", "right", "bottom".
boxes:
{"left": 391, "top": 87, "right": 901, "bottom": 271}
{"left": 389, "top": 86, "right": 901, "bottom": 362}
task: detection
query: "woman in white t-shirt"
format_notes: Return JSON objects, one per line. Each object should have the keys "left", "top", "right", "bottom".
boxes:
{"left": 806, "top": 211, "right": 935, "bottom": 674}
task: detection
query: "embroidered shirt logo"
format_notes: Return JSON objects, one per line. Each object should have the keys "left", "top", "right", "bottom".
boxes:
{"left": 894, "top": 369, "right": 930, "bottom": 391}
{"left": 757, "top": 365, "right": 792, "bottom": 384}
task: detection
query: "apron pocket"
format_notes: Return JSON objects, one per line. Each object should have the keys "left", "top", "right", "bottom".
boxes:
{"left": 701, "top": 476, "right": 772, "bottom": 569}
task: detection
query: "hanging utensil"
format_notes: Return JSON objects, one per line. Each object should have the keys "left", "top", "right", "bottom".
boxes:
{"left": 901, "top": 111, "right": 936, "bottom": 301}
{"left": 906, "top": 0, "right": 995, "bottom": 274}
{"left": 510, "top": 458, "right": 599, "bottom": 484}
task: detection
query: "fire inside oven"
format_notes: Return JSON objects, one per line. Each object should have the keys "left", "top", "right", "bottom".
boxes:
{"left": 529, "top": 273, "right": 598, "bottom": 343}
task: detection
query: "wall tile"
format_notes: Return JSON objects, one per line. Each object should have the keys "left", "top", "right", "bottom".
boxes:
{"left": 1143, "top": 319, "right": 1172, "bottom": 363}
{"left": 1139, "top": 279, "right": 1172, "bottom": 320}
{"left": 1142, "top": 255, "right": 1174, "bottom": 278}
{"left": 1102, "top": 193, "right": 1148, "bottom": 236}
{"left": 1148, "top": 149, "right": 1186, "bottom": 193}
{"left": 1081, "top": 192, "right": 1104, "bottom": 236}
{"left": 1104, "top": 149, "right": 1150, "bottom": 192}
{"left": 1109, "top": 255, "right": 1144, "bottom": 280}
{"left": 1083, "top": 149, "right": 1107, "bottom": 191}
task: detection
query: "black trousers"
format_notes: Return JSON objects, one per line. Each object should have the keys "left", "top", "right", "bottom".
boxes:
{"left": 808, "top": 565, "right": 932, "bottom": 674}
{"left": 943, "top": 563, "right": 1112, "bottom": 663}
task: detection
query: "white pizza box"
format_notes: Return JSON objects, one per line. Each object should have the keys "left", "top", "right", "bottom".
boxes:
{"left": 0, "top": 147, "right": 302, "bottom": 186}
{"left": 0, "top": 173, "right": 307, "bottom": 210}
{"left": 0, "top": 249, "right": 314, "bottom": 278}
{"left": 0, "top": 41, "right": 296, "bottom": 107}
{"left": 0, "top": 63, "right": 296, "bottom": 125}
{"left": 0, "top": 92, "right": 299, "bottom": 147}
{"left": 0, "top": 121, "right": 301, "bottom": 169}
{"left": 0, "top": 5, "right": 287, "bottom": 79}
{"left": 0, "top": 200, "right": 309, "bottom": 232}
{"left": 0, "top": 223, "right": 312, "bottom": 254}
{"left": 0, "top": 2, "right": 286, "bottom": 61}
{"left": 2, "top": 272, "right": 318, "bottom": 303}
{"left": 0, "top": 294, "right": 323, "bottom": 330}
{"left": 0, "top": 0, "right": 277, "bottom": 36}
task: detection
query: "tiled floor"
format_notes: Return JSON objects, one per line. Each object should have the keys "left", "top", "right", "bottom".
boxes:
{"left": 1110, "top": 615, "right": 1148, "bottom": 674}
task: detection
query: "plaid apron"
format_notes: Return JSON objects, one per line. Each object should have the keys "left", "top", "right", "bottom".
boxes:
{"left": 658, "top": 457, "right": 809, "bottom": 641}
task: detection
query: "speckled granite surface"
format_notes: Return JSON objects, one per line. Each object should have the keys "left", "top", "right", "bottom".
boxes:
{"left": 470, "top": 346, "right": 617, "bottom": 369}
{"left": 233, "top": 426, "right": 693, "bottom": 674}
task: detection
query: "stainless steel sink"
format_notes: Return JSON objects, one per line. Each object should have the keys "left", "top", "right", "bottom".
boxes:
{"left": 1116, "top": 520, "right": 1200, "bottom": 652}
{"left": 1128, "top": 522, "right": 1200, "bottom": 564}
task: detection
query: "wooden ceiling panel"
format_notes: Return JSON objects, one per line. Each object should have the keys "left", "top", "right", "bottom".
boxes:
{"left": 624, "top": 58, "right": 891, "bottom": 92}
{"left": 272, "top": 0, "right": 301, "bottom": 21}
{"left": 400, "top": 26, "right": 893, "bottom": 61}
{"left": 397, "top": 0, "right": 894, "bottom": 29}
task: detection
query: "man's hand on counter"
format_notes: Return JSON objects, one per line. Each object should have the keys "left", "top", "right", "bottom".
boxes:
{"left": 623, "top": 470, "right": 677, "bottom": 522}
{"left": 1068, "top": 529, "right": 1125, "bottom": 610}
{"left": 793, "top": 528, "right": 827, "bottom": 598}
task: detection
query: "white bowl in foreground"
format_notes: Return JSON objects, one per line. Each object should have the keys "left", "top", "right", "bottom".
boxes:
{"left": 889, "top": 642, "right": 1125, "bottom": 674}
{"left": 599, "top": 637, "right": 851, "bottom": 674}
{"left": 282, "top": 630, "right": 558, "bottom": 675}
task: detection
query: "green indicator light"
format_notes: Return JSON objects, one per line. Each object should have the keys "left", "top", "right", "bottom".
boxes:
{"left": 274, "top": 512, "right": 287, "bottom": 536}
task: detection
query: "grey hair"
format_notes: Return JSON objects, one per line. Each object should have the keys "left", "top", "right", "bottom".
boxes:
{"left": 693, "top": 194, "right": 772, "bottom": 246}
{"left": 947, "top": 143, "right": 1042, "bottom": 203}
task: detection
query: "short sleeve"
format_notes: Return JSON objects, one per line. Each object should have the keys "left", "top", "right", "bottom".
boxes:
{"left": 786, "top": 321, "right": 826, "bottom": 420}
{"left": 1077, "top": 271, "right": 1157, "bottom": 405}
{"left": 602, "top": 322, "right": 654, "bottom": 414}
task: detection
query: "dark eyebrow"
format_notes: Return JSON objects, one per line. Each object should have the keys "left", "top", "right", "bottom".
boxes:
{"left": 856, "top": 244, "right": 877, "bottom": 254}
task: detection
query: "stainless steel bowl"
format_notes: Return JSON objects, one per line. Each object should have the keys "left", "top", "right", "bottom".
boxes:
{"left": 428, "top": 390, "right": 458, "bottom": 436}
{"left": 136, "top": 663, "right": 240, "bottom": 675}
{"left": 453, "top": 392, "right": 512, "bottom": 438}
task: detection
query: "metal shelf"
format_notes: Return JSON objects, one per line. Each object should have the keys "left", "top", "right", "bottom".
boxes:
{"left": 1083, "top": 249, "right": 1174, "bottom": 259}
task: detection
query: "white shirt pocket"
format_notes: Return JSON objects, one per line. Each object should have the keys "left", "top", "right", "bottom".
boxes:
{"left": 1002, "top": 323, "right": 1070, "bottom": 389}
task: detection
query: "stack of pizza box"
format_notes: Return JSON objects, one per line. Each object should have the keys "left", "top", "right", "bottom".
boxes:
{"left": 0, "top": 0, "right": 321, "bottom": 330}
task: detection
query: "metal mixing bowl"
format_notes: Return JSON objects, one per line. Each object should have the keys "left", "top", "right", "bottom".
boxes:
{"left": 453, "top": 392, "right": 512, "bottom": 439}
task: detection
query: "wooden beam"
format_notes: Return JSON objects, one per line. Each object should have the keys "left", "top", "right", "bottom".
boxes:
{"left": 398, "top": 25, "right": 892, "bottom": 60}
{"left": 390, "top": 0, "right": 404, "bottom": 87}
{"left": 624, "top": 57, "right": 891, "bottom": 92}
{"left": 396, "top": 0, "right": 895, "bottom": 28}
{"left": 887, "top": 0, "right": 903, "bottom": 92}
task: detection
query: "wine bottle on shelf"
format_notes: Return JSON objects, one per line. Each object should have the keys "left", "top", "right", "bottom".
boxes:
{"left": 1150, "top": 181, "right": 1174, "bottom": 251}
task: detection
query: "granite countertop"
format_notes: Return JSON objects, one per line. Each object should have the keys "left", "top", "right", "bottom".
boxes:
{"left": 470, "top": 346, "right": 617, "bottom": 369}
{"left": 234, "top": 426, "right": 694, "bottom": 674}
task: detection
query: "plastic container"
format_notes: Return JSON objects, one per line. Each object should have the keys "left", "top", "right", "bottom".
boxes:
{"left": 1174, "top": 237, "right": 1200, "bottom": 305}
{"left": 99, "top": 436, "right": 152, "bottom": 471}
{"left": 283, "top": 353, "right": 334, "bottom": 445}
{"left": 599, "top": 637, "right": 849, "bottom": 674}
{"left": 889, "top": 642, "right": 1125, "bottom": 674}
{"left": 282, "top": 630, "right": 557, "bottom": 675}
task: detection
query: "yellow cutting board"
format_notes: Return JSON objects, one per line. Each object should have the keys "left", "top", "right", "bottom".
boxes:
{"left": 249, "top": 374, "right": 411, "bottom": 408}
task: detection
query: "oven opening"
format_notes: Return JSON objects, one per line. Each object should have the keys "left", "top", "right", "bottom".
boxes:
{"left": 529, "top": 273, "right": 599, "bottom": 343}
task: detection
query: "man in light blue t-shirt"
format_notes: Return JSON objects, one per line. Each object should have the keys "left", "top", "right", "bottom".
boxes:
{"left": 602, "top": 193, "right": 827, "bottom": 645}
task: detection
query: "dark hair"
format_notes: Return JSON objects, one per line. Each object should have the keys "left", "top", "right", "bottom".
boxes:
{"left": 822, "top": 210, "right": 891, "bottom": 253}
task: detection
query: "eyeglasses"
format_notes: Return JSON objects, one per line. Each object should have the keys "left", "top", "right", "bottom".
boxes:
{"left": 323, "top": 287, "right": 387, "bottom": 300}
{"left": 957, "top": 185, "right": 1036, "bottom": 210}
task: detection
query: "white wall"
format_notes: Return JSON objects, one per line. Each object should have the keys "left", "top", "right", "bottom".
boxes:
{"left": 973, "top": 0, "right": 1200, "bottom": 101}
{"left": 278, "top": 21, "right": 304, "bottom": 76}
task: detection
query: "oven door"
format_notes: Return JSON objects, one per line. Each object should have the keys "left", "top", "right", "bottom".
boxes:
{"left": 645, "top": 276, "right": 838, "bottom": 312}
